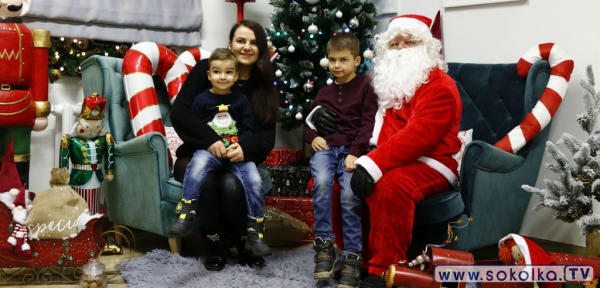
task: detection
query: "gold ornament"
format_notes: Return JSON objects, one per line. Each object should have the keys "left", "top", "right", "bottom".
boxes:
{"left": 50, "top": 69, "right": 63, "bottom": 83}
{"left": 48, "top": 55, "right": 58, "bottom": 65}
{"left": 77, "top": 39, "right": 89, "bottom": 50}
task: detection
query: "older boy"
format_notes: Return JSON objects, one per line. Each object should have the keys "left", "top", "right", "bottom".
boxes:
{"left": 304, "top": 33, "right": 378, "bottom": 288}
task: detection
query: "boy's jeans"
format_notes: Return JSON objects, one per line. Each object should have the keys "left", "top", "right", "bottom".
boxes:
{"left": 310, "top": 145, "right": 362, "bottom": 255}
{"left": 182, "top": 149, "right": 264, "bottom": 219}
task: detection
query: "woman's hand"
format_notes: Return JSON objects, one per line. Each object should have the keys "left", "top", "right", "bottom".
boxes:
{"left": 225, "top": 143, "right": 245, "bottom": 162}
{"left": 208, "top": 141, "right": 227, "bottom": 159}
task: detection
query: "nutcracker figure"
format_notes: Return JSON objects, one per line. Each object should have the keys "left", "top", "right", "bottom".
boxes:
{"left": 0, "top": 0, "right": 51, "bottom": 188}
{"left": 59, "top": 93, "right": 114, "bottom": 215}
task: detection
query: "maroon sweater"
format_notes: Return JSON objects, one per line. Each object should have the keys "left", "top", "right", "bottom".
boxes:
{"left": 304, "top": 75, "right": 379, "bottom": 157}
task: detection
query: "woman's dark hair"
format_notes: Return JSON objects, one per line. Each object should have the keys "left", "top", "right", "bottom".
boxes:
{"left": 229, "top": 20, "right": 280, "bottom": 126}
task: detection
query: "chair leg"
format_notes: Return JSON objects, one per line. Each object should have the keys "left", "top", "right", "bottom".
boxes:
{"left": 114, "top": 225, "right": 124, "bottom": 246}
{"left": 168, "top": 237, "right": 182, "bottom": 254}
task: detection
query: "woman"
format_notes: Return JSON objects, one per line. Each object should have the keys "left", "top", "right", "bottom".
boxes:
{"left": 170, "top": 20, "right": 279, "bottom": 271}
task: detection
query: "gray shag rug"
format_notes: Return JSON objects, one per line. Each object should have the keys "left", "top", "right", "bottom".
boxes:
{"left": 117, "top": 248, "right": 339, "bottom": 288}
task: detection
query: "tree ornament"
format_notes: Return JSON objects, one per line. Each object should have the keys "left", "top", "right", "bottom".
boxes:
{"left": 319, "top": 57, "right": 329, "bottom": 69}
{"left": 288, "top": 45, "right": 296, "bottom": 53}
{"left": 308, "top": 23, "right": 318, "bottom": 34}
{"left": 305, "top": 0, "right": 318, "bottom": 4}
{"left": 336, "top": 10, "right": 343, "bottom": 18}
{"left": 275, "top": 69, "right": 283, "bottom": 77}
{"left": 77, "top": 39, "right": 89, "bottom": 50}
{"left": 303, "top": 60, "right": 312, "bottom": 68}
{"left": 363, "top": 49, "right": 374, "bottom": 60}
{"left": 49, "top": 55, "right": 58, "bottom": 65}
{"left": 349, "top": 17, "right": 359, "bottom": 28}
{"left": 50, "top": 69, "right": 62, "bottom": 83}
{"left": 303, "top": 80, "right": 314, "bottom": 92}
{"left": 326, "top": 78, "right": 333, "bottom": 85}
{"left": 63, "top": 44, "right": 69, "bottom": 51}
{"left": 295, "top": 112, "right": 303, "bottom": 120}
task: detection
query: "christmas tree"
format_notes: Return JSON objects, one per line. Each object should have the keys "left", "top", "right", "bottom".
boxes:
{"left": 267, "top": 0, "right": 378, "bottom": 130}
{"left": 522, "top": 65, "right": 600, "bottom": 235}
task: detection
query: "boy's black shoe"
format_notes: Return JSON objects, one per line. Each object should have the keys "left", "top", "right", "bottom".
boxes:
{"left": 167, "top": 199, "right": 197, "bottom": 236}
{"left": 313, "top": 237, "right": 340, "bottom": 279}
{"left": 359, "top": 274, "right": 386, "bottom": 288}
{"left": 245, "top": 217, "right": 272, "bottom": 256}
{"left": 204, "top": 233, "right": 229, "bottom": 271}
{"left": 236, "top": 237, "right": 266, "bottom": 268}
{"left": 338, "top": 253, "right": 362, "bottom": 288}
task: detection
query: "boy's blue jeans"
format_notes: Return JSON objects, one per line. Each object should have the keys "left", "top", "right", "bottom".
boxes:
{"left": 182, "top": 149, "right": 264, "bottom": 219}
{"left": 310, "top": 145, "right": 362, "bottom": 256}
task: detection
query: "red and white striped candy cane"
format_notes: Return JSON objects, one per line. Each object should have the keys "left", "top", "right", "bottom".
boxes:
{"left": 495, "top": 43, "right": 574, "bottom": 154}
{"left": 178, "top": 47, "right": 211, "bottom": 72}
{"left": 122, "top": 42, "right": 188, "bottom": 138}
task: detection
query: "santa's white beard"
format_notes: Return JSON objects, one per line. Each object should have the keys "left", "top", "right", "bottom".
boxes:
{"left": 372, "top": 46, "right": 436, "bottom": 110}
{"left": 214, "top": 118, "right": 232, "bottom": 128}
{"left": 11, "top": 207, "right": 27, "bottom": 225}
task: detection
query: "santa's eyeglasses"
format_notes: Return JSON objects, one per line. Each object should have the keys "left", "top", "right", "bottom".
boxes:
{"left": 389, "top": 39, "right": 422, "bottom": 49}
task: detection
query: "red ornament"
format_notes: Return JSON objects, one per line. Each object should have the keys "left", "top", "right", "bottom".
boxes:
{"left": 225, "top": 0, "right": 256, "bottom": 22}
{"left": 63, "top": 45, "right": 69, "bottom": 51}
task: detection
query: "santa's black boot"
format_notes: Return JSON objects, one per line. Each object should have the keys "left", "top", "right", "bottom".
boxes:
{"left": 236, "top": 236, "right": 266, "bottom": 268}
{"left": 338, "top": 253, "right": 362, "bottom": 288}
{"left": 167, "top": 199, "right": 197, "bottom": 237}
{"left": 204, "top": 233, "right": 229, "bottom": 271}
{"left": 245, "top": 217, "right": 272, "bottom": 256}
{"left": 313, "top": 237, "right": 340, "bottom": 279}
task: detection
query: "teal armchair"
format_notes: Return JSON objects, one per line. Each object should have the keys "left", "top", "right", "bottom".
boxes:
{"left": 409, "top": 60, "right": 552, "bottom": 254}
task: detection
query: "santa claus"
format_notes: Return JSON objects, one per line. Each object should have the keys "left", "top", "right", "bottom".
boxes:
{"left": 313, "top": 14, "right": 462, "bottom": 287}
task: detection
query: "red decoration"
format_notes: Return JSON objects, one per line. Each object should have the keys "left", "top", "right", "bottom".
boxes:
{"left": 225, "top": 0, "right": 256, "bottom": 22}
{"left": 0, "top": 203, "right": 104, "bottom": 268}
{"left": 263, "top": 148, "right": 304, "bottom": 167}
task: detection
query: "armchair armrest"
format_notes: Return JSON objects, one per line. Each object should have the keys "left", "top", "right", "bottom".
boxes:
{"left": 104, "top": 132, "right": 171, "bottom": 235}
{"left": 462, "top": 140, "right": 525, "bottom": 172}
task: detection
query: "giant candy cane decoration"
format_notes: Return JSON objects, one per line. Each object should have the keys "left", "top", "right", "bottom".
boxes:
{"left": 178, "top": 47, "right": 211, "bottom": 72}
{"left": 122, "top": 42, "right": 189, "bottom": 138}
{"left": 494, "top": 43, "right": 574, "bottom": 154}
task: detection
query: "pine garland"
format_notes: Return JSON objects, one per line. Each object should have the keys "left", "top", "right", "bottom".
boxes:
{"left": 522, "top": 65, "right": 600, "bottom": 234}
{"left": 268, "top": 0, "right": 378, "bottom": 130}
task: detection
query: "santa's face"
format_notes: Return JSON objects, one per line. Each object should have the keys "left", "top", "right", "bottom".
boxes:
{"left": 213, "top": 112, "right": 232, "bottom": 127}
{"left": 372, "top": 35, "right": 434, "bottom": 110}
{"left": 0, "top": 0, "right": 29, "bottom": 19}
{"left": 75, "top": 119, "right": 103, "bottom": 139}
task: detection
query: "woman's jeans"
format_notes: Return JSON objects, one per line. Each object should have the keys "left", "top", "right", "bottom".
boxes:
{"left": 182, "top": 149, "right": 264, "bottom": 219}
{"left": 310, "top": 145, "right": 362, "bottom": 255}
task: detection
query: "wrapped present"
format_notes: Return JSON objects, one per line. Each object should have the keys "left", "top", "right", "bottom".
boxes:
{"left": 266, "top": 166, "right": 312, "bottom": 197}
{"left": 264, "top": 148, "right": 304, "bottom": 167}
{"left": 265, "top": 196, "right": 315, "bottom": 240}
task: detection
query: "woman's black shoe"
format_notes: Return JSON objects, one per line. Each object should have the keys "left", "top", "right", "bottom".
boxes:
{"left": 204, "top": 234, "right": 229, "bottom": 271}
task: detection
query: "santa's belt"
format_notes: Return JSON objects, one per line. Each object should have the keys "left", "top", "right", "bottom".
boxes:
{"left": 72, "top": 164, "right": 100, "bottom": 171}
{"left": 1, "top": 84, "right": 29, "bottom": 91}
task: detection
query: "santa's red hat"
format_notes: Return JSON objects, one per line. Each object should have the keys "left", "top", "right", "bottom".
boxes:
{"left": 12, "top": 183, "right": 27, "bottom": 208}
{"left": 0, "top": 138, "right": 22, "bottom": 193}
{"left": 499, "top": 234, "right": 556, "bottom": 265}
{"left": 388, "top": 14, "right": 432, "bottom": 32}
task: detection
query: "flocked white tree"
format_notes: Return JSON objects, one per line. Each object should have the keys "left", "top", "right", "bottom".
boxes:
{"left": 523, "top": 65, "right": 600, "bottom": 235}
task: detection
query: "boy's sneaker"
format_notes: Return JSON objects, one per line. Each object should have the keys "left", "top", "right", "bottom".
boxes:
{"left": 338, "top": 253, "right": 362, "bottom": 288}
{"left": 313, "top": 237, "right": 340, "bottom": 279}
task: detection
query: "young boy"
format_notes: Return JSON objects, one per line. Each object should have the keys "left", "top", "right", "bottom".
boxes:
{"left": 168, "top": 48, "right": 271, "bottom": 256}
{"left": 304, "top": 33, "right": 378, "bottom": 287}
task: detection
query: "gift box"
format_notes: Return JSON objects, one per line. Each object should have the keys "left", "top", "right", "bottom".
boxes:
{"left": 266, "top": 166, "right": 311, "bottom": 197}
{"left": 265, "top": 196, "right": 315, "bottom": 240}
{"left": 263, "top": 148, "right": 304, "bottom": 167}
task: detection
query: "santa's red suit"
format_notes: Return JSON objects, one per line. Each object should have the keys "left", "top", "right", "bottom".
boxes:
{"left": 354, "top": 15, "right": 462, "bottom": 277}
{"left": 355, "top": 68, "right": 461, "bottom": 276}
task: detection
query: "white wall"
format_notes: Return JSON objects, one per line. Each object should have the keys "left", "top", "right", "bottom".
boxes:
{"left": 401, "top": 0, "right": 600, "bottom": 246}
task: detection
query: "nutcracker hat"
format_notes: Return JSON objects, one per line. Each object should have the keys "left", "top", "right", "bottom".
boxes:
{"left": 388, "top": 14, "right": 432, "bottom": 32}
{"left": 12, "top": 183, "right": 27, "bottom": 208}
{"left": 498, "top": 234, "right": 556, "bottom": 266}
{"left": 79, "top": 93, "right": 107, "bottom": 120}
{"left": 0, "top": 138, "right": 22, "bottom": 193}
